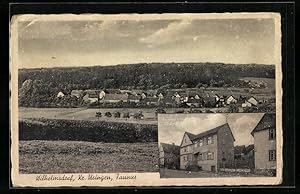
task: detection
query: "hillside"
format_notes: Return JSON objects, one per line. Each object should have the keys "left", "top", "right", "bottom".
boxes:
{"left": 19, "top": 63, "right": 275, "bottom": 94}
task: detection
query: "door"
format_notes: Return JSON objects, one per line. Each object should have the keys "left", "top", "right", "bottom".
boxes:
{"left": 211, "top": 165, "right": 216, "bottom": 172}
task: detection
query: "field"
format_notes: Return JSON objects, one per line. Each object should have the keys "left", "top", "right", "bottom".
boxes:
{"left": 19, "top": 140, "right": 158, "bottom": 174}
{"left": 19, "top": 107, "right": 160, "bottom": 173}
{"left": 19, "top": 107, "right": 237, "bottom": 124}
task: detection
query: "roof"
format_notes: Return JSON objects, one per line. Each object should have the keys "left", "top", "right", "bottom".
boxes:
{"left": 85, "top": 90, "right": 99, "bottom": 95}
{"left": 186, "top": 98, "right": 203, "bottom": 103}
{"left": 226, "top": 95, "right": 237, "bottom": 100}
{"left": 89, "top": 94, "right": 99, "bottom": 98}
{"left": 143, "top": 97, "right": 158, "bottom": 103}
{"left": 234, "top": 145, "right": 246, "bottom": 155}
{"left": 104, "top": 89, "right": 121, "bottom": 94}
{"left": 161, "top": 143, "right": 180, "bottom": 154}
{"left": 247, "top": 96, "right": 258, "bottom": 101}
{"left": 185, "top": 132, "right": 196, "bottom": 140}
{"left": 128, "top": 95, "right": 141, "bottom": 100}
{"left": 104, "top": 93, "right": 128, "bottom": 101}
{"left": 245, "top": 144, "right": 254, "bottom": 154}
{"left": 191, "top": 123, "right": 235, "bottom": 142}
{"left": 251, "top": 113, "right": 275, "bottom": 136}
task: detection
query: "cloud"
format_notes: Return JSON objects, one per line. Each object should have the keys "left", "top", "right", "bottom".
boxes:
{"left": 174, "top": 114, "right": 226, "bottom": 134}
{"left": 139, "top": 20, "right": 192, "bottom": 45}
{"left": 19, "top": 21, "right": 72, "bottom": 40}
{"left": 228, "top": 113, "right": 264, "bottom": 145}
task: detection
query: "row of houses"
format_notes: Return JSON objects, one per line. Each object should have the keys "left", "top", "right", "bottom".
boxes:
{"left": 57, "top": 88, "right": 263, "bottom": 108}
{"left": 159, "top": 113, "right": 276, "bottom": 175}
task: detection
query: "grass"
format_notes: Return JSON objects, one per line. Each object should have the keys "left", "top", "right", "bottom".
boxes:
{"left": 19, "top": 140, "right": 159, "bottom": 174}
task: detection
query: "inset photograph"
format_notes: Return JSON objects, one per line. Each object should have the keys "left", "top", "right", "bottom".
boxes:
{"left": 158, "top": 113, "right": 277, "bottom": 178}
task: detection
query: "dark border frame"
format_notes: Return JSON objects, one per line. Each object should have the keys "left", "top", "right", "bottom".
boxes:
{"left": 1, "top": 1, "right": 296, "bottom": 193}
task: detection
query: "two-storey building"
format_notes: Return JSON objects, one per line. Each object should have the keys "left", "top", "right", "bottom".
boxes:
{"left": 251, "top": 113, "right": 276, "bottom": 175}
{"left": 180, "top": 123, "right": 235, "bottom": 172}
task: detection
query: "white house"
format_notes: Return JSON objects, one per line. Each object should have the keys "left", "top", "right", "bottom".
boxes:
{"left": 247, "top": 97, "right": 258, "bottom": 106}
{"left": 57, "top": 91, "right": 65, "bottom": 98}
{"left": 226, "top": 95, "right": 237, "bottom": 105}
{"left": 99, "top": 90, "right": 106, "bottom": 100}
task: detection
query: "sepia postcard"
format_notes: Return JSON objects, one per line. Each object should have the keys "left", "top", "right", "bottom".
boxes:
{"left": 10, "top": 13, "right": 282, "bottom": 187}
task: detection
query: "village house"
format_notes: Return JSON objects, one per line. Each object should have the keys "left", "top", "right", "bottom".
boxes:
{"left": 242, "top": 96, "right": 259, "bottom": 108}
{"left": 128, "top": 94, "right": 141, "bottom": 103}
{"left": 70, "top": 90, "right": 83, "bottom": 98}
{"left": 158, "top": 93, "right": 164, "bottom": 101}
{"left": 141, "top": 92, "right": 147, "bottom": 99}
{"left": 215, "top": 94, "right": 226, "bottom": 107}
{"left": 226, "top": 95, "right": 238, "bottom": 105}
{"left": 173, "top": 92, "right": 181, "bottom": 103}
{"left": 57, "top": 91, "right": 65, "bottom": 98}
{"left": 143, "top": 97, "right": 158, "bottom": 105}
{"left": 83, "top": 94, "right": 98, "bottom": 103}
{"left": 104, "top": 89, "right": 121, "bottom": 94}
{"left": 99, "top": 90, "right": 106, "bottom": 100}
{"left": 179, "top": 123, "right": 235, "bottom": 172}
{"left": 159, "top": 143, "right": 180, "bottom": 169}
{"left": 102, "top": 93, "right": 128, "bottom": 103}
{"left": 186, "top": 98, "right": 204, "bottom": 108}
{"left": 251, "top": 113, "right": 276, "bottom": 175}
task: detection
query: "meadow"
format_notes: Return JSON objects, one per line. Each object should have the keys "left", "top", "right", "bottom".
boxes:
{"left": 19, "top": 140, "right": 159, "bottom": 173}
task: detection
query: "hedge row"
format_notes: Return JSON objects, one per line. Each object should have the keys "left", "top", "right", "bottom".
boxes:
{"left": 19, "top": 119, "right": 158, "bottom": 143}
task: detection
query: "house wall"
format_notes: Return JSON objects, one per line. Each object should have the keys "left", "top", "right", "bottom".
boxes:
{"left": 159, "top": 146, "right": 164, "bottom": 166}
{"left": 253, "top": 129, "right": 276, "bottom": 170}
{"left": 180, "top": 134, "right": 194, "bottom": 169}
{"left": 217, "top": 126, "right": 235, "bottom": 170}
{"left": 193, "top": 134, "right": 218, "bottom": 171}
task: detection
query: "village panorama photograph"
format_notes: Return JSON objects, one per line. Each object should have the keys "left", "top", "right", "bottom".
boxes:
{"left": 158, "top": 113, "right": 277, "bottom": 178}
{"left": 13, "top": 14, "right": 277, "bottom": 174}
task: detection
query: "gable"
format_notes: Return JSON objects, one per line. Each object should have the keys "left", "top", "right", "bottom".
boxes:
{"left": 180, "top": 133, "right": 193, "bottom": 147}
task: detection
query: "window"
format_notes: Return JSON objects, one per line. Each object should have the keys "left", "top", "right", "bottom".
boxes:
{"left": 199, "top": 153, "right": 203, "bottom": 161}
{"left": 269, "top": 128, "right": 275, "bottom": 140}
{"left": 208, "top": 136, "right": 213, "bottom": 144}
{"left": 203, "top": 152, "right": 207, "bottom": 160}
{"left": 199, "top": 139, "right": 203, "bottom": 146}
{"left": 269, "top": 150, "right": 276, "bottom": 161}
{"left": 184, "top": 148, "right": 187, "bottom": 152}
{"left": 203, "top": 137, "right": 207, "bottom": 145}
{"left": 207, "top": 152, "right": 214, "bottom": 160}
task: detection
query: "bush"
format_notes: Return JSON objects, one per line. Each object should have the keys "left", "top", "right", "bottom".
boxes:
{"left": 105, "top": 112, "right": 112, "bottom": 117}
{"left": 19, "top": 119, "right": 158, "bottom": 143}
{"left": 228, "top": 104, "right": 239, "bottom": 113}
{"left": 95, "top": 112, "right": 102, "bottom": 119}
{"left": 133, "top": 111, "right": 144, "bottom": 119}
{"left": 123, "top": 112, "right": 130, "bottom": 119}
{"left": 114, "top": 112, "right": 121, "bottom": 118}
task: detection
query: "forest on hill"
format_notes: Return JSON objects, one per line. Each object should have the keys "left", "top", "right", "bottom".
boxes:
{"left": 19, "top": 62, "right": 274, "bottom": 92}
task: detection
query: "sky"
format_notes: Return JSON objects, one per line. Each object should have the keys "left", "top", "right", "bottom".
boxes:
{"left": 158, "top": 113, "right": 264, "bottom": 146}
{"left": 17, "top": 16, "right": 276, "bottom": 68}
